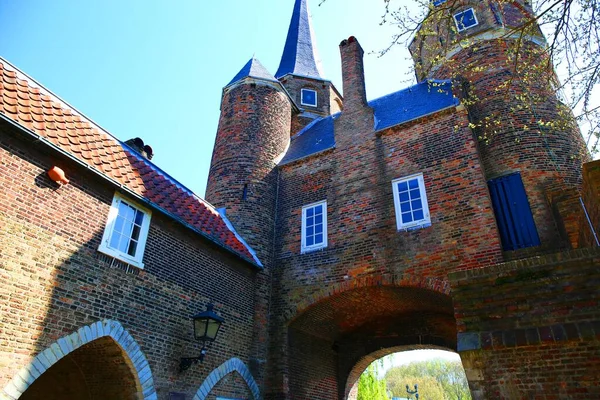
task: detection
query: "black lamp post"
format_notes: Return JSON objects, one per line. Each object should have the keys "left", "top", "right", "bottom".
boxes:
{"left": 179, "top": 303, "right": 224, "bottom": 372}
{"left": 406, "top": 384, "right": 419, "bottom": 399}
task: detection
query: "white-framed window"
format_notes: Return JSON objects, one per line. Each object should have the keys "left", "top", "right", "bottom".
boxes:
{"left": 454, "top": 8, "right": 478, "bottom": 32}
{"left": 301, "top": 88, "right": 318, "bottom": 107}
{"left": 301, "top": 200, "right": 327, "bottom": 253}
{"left": 98, "top": 193, "right": 151, "bottom": 268}
{"left": 392, "top": 173, "right": 431, "bottom": 231}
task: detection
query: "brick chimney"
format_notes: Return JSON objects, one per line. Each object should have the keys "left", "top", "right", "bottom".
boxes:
{"left": 339, "top": 36, "right": 367, "bottom": 113}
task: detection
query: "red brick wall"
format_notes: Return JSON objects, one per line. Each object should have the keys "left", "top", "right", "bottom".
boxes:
{"left": 435, "top": 40, "right": 590, "bottom": 254}
{"left": 0, "top": 124, "right": 257, "bottom": 399}
{"left": 449, "top": 248, "right": 600, "bottom": 399}
{"left": 267, "top": 102, "right": 502, "bottom": 398}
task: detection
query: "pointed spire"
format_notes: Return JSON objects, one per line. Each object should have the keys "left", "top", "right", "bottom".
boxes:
{"left": 275, "top": 0, "right": 324, "bottom": 79}
{"left": 227, "top": 57, "right": 277, "bottom": 87}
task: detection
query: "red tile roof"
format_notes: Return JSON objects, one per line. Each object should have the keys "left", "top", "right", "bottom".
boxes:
{"left": 0, "top": 59, "right": 260, "bottom": 267}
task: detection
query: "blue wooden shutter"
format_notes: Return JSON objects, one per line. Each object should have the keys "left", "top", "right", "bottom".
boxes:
{"left": 488, "top": 173, "right": 541, "bottom": 251}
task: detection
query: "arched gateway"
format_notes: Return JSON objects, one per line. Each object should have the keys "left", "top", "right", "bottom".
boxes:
{"left": 2, "top": 320, "right": 156, "bottom": 400}
{"left": 284, "top": 280, "right": 458, "bottom": 400}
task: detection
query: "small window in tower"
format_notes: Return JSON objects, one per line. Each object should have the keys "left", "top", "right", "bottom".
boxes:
{"left": 392, "top": 173, "right": 431, "bottom": 231}
{"left": 98, "top": 193, "right": 152, "bottom": 268}
{"left": 301, "top": 200, "right": 327, "bottom": 253}
{"left": 301, "top": 88, "right": 318, "bottom": 107}
{"left": 454, "top": 8, "right": 478, "bottom": 32}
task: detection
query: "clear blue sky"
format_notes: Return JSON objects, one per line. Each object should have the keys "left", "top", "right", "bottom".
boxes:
{"left": 0, "top": 0, "right": 417, "bottom": 197}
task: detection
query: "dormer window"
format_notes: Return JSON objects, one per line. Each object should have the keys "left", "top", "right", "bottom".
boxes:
{"left": 301, "top": 88, "right": 318, "bottom": 107}
{"left": 454, "top": 8, "right": 478, "bottom": 32}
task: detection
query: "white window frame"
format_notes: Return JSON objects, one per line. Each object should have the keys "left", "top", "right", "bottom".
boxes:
{"left": 453, "top": 8, "right": 478, "bottom": 32}
{"left": 301, "top": 200, "right": 328, "bottom": 253}
{"left": 392, "top": 173, "right": 431, "bottom": 231}
{"left": 300, "top": 88, "right": 318, "bottom": 107}
{"left": 98, "top": 193, "right": 151, "bottom": 268}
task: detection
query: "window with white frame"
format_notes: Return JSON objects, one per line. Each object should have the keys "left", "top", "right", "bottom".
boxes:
{"left": 301, "top": 200, "right": 327, "bottom": 253}
{"left": 392, "top": 173, "right": 431, "bottom": 230}
{"left": 453, "top": 8, "right": 478, "bottom": 32}
{"left": 300, "top": 88, "right": 318, "bottom": 107}
{"left": 98, "top": 193, "right": 151, "bottom": 268}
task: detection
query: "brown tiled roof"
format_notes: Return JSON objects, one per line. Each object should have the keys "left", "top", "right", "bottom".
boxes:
{"left": 0, "top": 59, "right": 259, "bottom": 266}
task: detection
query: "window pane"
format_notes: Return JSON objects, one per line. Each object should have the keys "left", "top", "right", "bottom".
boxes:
{"left": 315, "top": 234, "right": 323, "bottom": 244}
{"left": 131, "top": 224, "right": 141, "bottom": 241}
{"left": 400, "top": 202, "right": 411, "bottom": 213}
{"left": 410, "top": 189, "right": 420, "bottom": 199}
{"left": 307, "top": 217, "right": 314, "bottom": 227}
{"left": 134, "top": 209, "right": 144, "bottom": 226}
{"left": 411, "top": 199, "right": 422, "bottom": 210}
{"left": 306, "top": 236, "right": 314, "bottom": 246}
{"left": 408, "top": 179, "right": 419, "bottom": 189}
{"left": 113, "top": 216, "right": 125, "bottom": 234}
{"left": 315, "top": 214, "right": 323, "bottom": 224}
{"left": 127, "top": 239, "right": 138, "bottom": 256}
{"left": 413, "top": 210, "right": 424, "bottom": 221}
{"left": 315, "top": 224, "right": 323, "bottom": 234}
{"left": 307, "top": 226, "right": 314, "bottom": 236}
{"left": 399, "top": 191, "right": 409, "bottom": 202}
{"left": 314, "top": 205, "right": 322, "bottom": 214}
{"left": 110, "top": 232, "right": 122, "bottom": 250}
{"left": 398, "top": 181, "right": 408, "bottom": 192}
{"left": 402, "top": 212, "right": 413, "bottom": 223}
{"left": 307, "top": 207, "right": 314, "bottom": 217}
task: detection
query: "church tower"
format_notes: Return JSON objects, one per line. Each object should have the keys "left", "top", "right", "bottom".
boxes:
{"left": 276, "top": 0, "right": 343, "bottom": 133}
{"left": 410, "top": 0, "right": 590, "bottom": 252}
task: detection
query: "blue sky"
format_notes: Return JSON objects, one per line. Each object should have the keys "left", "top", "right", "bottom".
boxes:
{"left": 0, "top": 0, "right": 417, "bottom": 196}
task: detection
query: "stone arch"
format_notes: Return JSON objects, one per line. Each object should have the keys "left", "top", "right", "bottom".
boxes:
{"left": 194, "top": 357, "right": 260, "bottom": 400}
{"left": 2, "top": 319, "right": 156, "bottom": 400}
{"left": 284, "top": 273, "right": 451, "bottom": 325}
{"left": 344, "top": 344, "right": 457, "bottom": 400}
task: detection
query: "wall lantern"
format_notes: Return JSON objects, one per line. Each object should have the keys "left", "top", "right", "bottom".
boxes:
{"left": 179, "top": 303, "right": 224, "bottom": 372}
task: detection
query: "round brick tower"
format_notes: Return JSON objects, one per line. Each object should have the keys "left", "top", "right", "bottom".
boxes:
{"left": 410, "top": 0, "right": 590, "bottom": 251}
{"left": 205, "top": 57, "right": 293, "bottom": 262}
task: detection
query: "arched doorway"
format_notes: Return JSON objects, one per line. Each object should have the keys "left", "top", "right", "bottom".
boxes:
{"left": 286, "top": 285, "right": 458, "bottom": 400}
{"left": 21, "top": 336, "right": 140, "bottom": 400}
{"left": 3, "top": 320, "right": 155, "bottom": 400}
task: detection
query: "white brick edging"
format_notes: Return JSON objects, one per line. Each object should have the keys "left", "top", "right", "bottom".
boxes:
{"left": 193, "top": 357, "right": 261, "bottom": 400}
{"left": 1, "top": 319, "right": 156, "bottom": 400}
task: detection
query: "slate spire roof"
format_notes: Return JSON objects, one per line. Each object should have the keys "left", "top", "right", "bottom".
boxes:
{"left": 275, "top": 0, "right": 324, "bottom": 79}
{"left": 227, "top": 57, "right": 278, "bottom": 87}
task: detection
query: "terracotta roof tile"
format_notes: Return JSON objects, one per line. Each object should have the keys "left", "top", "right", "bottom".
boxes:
{"left": 0, "top": 59, "right": 259, "bottom": 266}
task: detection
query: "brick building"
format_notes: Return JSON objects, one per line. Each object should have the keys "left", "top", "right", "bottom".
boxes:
{"left": 1, "top": 0, "right": 599, "bottom": 399}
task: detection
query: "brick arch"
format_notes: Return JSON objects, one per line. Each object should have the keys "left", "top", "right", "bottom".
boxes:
{"left": 285, "top": 273, "right": 451, "bottom": 325}
{"left": 2, "top": 319, "right": 156, "bottom": 400}
{"left": 344, "top": 345, "right": 456, "bottom": 400}
{"left": 193, "top": 357, "right": 260, "bottom": 400}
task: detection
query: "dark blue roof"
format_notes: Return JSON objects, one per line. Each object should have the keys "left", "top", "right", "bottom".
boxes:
{"left": 275, "top": 0, "right": 324, "bottom": 79}
{"left": 279, "top": 113, "right": 339, "bottom": 165}
{"left": 227, "top": 57, "right": 277, "bottom": 87}
{"left": 279, "top": 80, "right": 459, "bottom": 165}
{"left": 369, "top": 79, "right": 459, "bottom": 131}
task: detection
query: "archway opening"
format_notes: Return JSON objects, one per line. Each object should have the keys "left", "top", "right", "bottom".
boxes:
{"left": 348, "top": 348, "right": 471, "bottom": 400}
{"left": 20, "top": 336, "right": 140, "bottom": 400}
{"left": 286, "top": 285, "right": 458, "bottom": 400}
